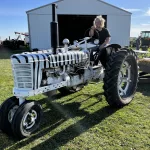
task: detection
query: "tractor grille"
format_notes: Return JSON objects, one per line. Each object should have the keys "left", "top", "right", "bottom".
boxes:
{"left": 13, "top": 64, "right": 32, "bottom": 89}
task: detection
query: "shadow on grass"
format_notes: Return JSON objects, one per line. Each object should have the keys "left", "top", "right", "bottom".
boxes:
{"left": 32, "top": 105, "right": 117, "bottom": 150}
{"left": 137, "top": 83, "right": 150, "bottom": 96}
{"left": 5, "top": 92, "right": 118, "bottom": 150}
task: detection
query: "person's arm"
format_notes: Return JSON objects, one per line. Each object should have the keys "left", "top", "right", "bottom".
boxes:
{"left": 89, "top": 26, "right": 95, "bottom": 37}
{"left": 99, "top": 37, "right": 111, "bottom": 49}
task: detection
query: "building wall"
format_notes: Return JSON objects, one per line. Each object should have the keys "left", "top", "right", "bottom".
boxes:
{"left": 27, "top": 0, "right": 131, "bottom": 49}
{"left": 28, "top": 14, "right": 52, "bottom": 49}
{"left": 107, "top": 15, "right": 131, "bottom": 46}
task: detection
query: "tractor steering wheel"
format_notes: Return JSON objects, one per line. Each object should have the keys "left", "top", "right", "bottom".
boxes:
{"left": 84, "top": 28, "right": 100, "bottom": 44}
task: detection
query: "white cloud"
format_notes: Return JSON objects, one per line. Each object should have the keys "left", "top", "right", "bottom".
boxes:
{"left": 145, "top": 7, "right": 150, "bottom": 16}
{"left": 141, "top": 23, "right": 150, "bottom": 26}
{"left": 121, "top": 7, "right": 142, "bottom": 12}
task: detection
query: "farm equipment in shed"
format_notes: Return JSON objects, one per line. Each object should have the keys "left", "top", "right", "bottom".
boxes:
{"left": 0, "top": 4, "right": 138, "bottom": 139}
{"left": 2, "top": 32, "right": 27, "bottom": 49}
{"left": 14, "top": 32, "right": 29, "bottom": 46}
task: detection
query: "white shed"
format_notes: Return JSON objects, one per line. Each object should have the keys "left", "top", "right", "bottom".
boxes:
{"left": 26, "top": 0, "right": 131, "bottom": 50}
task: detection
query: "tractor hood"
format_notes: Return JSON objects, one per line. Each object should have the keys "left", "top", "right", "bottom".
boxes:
{"left": 11, "top": 49, "right": 88, "bottom": 68}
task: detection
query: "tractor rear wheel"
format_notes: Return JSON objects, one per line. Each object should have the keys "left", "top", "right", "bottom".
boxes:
{"left": 103, "top": 48, "right": 138, "bottom": 107}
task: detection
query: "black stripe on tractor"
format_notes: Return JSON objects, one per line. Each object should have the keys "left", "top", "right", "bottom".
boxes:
{"left": 63, "top": 55, "right": 66, "bottom": 66}
{"left": 21, "top": 55, "right": 29, "bottom": 63}
{"left": 70, "top": 53, "right": 73, "bottom": 64}
{"left": 45, "top": 54, "right": 51, "bottom": 68}
{"left": 59, "top": 54, "right": 61, "bottom": 66}
{"left": 77, "top": 53, "right": 79, "bottom": 63}
{"left": 41, "top": 54, "right": 46, "bottom": 69}
{"left": 74, "top": 53, "right": 76, "bottom": 64}
{"left": 48, "top": 56, "right": 51, "bottom": 68}
{"left": 67, "top": 54, "right": 69, "bottom": 65}
{"left": 74, "top": 53, "right": 76, "bottom": 63}
{"left": 30, "top": 55, "right": 35, "bottom": 90}
{"left": 35, "top": 55, "right": 40, "bottom": 89}
{"left": 12, "top": 56, "right": 21, "bottom": 63}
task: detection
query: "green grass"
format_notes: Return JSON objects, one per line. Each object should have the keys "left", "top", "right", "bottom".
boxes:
{"left": 0, "top": 51, "right": 150, "bottom": 150}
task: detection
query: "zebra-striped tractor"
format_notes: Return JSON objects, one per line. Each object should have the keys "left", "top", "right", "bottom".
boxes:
{"left": 0, "top": 4, "right": 138, "bottom": 139}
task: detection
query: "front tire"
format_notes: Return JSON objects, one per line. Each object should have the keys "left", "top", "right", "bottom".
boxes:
{"left": 103, "top": 48, "right": 138, "bottom": 107}
{"left": 0, "top": 96, "right": 18, "bottom": 135}
{"left": 11, "top": 101, "right": 42, "bottom": 139}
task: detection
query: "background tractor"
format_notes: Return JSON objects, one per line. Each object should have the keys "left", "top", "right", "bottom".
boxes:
{"left": 140, "top": 31, "right": 150, "bottom": 50}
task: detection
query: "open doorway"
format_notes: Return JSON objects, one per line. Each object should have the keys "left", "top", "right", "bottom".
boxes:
{"left": 58, "top": 15, "right": 107, "bottom": 46}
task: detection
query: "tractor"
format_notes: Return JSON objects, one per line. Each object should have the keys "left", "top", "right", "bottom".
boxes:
{"left": 140, "top": 31, "right": 150, "bottom": 50}
{"left": 0, "top": 4, "right": 138, "bottom": 139}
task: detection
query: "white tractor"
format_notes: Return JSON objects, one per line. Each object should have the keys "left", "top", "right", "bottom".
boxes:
{"left": 0, "top": 4, "right": 138, "bottom": 139}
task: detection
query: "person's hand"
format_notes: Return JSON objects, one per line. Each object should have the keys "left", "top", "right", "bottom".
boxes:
{"left": 91, "top": 26, "right": 96, "bottom": 30}
{"left": 89, "top": 26, "right": 96, "bottom": 37}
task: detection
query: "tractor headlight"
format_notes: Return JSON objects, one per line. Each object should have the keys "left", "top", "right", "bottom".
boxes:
{"left": 63, "top": 38, "right": 70, "bottom": 45}
{"left": 94, "top": 39, "right": 99, "bottom": 45}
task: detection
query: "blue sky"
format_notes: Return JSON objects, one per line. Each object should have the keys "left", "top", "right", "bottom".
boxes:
{"left": 0, "top": 0, "right": 150, "bottom": 40}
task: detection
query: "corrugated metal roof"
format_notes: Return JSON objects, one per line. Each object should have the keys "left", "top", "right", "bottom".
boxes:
{"left": 26, "top": 0, "right": 131, "bottom": 15}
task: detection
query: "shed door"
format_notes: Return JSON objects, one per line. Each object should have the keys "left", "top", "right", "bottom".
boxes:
{"left": 58, "top": 15, "right": 107, "bottom": 46}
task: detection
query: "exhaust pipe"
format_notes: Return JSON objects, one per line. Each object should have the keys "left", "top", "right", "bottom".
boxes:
{"left": 51, "top": 3, "right": 59, "bottom": 54}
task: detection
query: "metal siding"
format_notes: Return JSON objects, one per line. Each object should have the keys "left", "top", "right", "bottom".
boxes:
{"left": 107, "top": 15, "right": 131, "bottom": 47}
{"left": 29, "top": 14, "right": 51, "bottom": 50}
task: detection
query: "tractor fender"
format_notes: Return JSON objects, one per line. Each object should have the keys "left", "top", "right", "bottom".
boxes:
{"left": 105, "top": 44, "right": 121, "bottom": 49}
{"left": 105, "top": 44, "right": 122, "bottom": 56}
{"left": 97, "top": 44, "right": 122, "bottom": 68}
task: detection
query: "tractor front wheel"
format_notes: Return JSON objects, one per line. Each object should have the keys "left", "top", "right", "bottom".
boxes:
{"left": 11, "top": 101, "right": 42, "bottom": 139}
{"left": 0, "top": 96, "right": 19, "bottom": 135}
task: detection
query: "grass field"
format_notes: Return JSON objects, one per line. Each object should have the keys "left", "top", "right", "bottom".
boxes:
{"left": 0, "top": 49, "right": 150, "bottom": 150}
